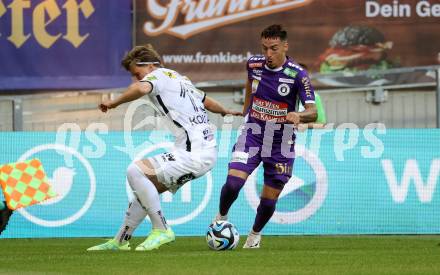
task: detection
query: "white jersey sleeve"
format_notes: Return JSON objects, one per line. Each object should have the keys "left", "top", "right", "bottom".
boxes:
{"left": 140, "top": 72, "right": 163, "bottom": 96}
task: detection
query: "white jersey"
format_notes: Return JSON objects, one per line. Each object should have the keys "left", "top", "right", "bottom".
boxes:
{"left": 141, "top": 68, "right": 216, "bottom": 151}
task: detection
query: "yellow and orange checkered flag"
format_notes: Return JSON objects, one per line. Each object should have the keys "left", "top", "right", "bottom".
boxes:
{"left": 0, "top": 159, "right": 57, "bottom": 210}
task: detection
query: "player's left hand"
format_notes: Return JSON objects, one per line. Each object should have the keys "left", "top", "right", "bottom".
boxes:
{"left": 286, "top": 112, "right": 301, "bottom": 125}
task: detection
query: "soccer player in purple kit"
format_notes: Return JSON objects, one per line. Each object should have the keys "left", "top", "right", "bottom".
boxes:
{"left": 213, "top": 24, "right": 318, "bottom": 248}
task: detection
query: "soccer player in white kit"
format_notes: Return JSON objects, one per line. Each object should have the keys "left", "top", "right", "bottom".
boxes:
{"left": 87, "top": 44, "right": 241, "bottom": 251}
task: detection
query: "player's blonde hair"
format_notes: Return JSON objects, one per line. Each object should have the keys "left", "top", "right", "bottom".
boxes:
{"left": 121, "top": 44, "right": 163, "bottom": 71}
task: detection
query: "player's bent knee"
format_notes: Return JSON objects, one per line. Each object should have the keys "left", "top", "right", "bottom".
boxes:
{"left": 135, "top": 160, "right": 156, "bottom": 177}
{"left": 126, "top": 163, "right": 142, "bottom": 182}
{"left": 133, "top": 160, "right": 168, "bottom": 194}
{"left": 228, "top": 169, "right": 249, "bottom": 180}
{"left": 261, "top": 181, "right": 284, "bottom": 200}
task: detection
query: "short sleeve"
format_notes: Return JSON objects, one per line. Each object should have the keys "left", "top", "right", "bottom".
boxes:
{"left": 140, "top": 72, "right": 162, "bottom": 96}
{"left": 296, "top": 70, "right": 315, "bottom": 106}
{"left": 246, "top": 58, "right": 253, "bottom": 81}
{"left": 247, "top": 56, "right": 264, "bottom": 81}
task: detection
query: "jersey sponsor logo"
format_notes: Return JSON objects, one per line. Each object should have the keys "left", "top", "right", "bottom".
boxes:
{"left": 279, "top": 78, "right": 295, "bottom": 84}
{"left": 277, "top": 83, "right": 291, "bottom": 96}
{"left": 203, "top": 128, "right": 214, "bottom": 141}
{"left": 250, "top": 97, "right": 288, "bottom": 123}
{"left": 163, "top": 71, "right": 176, "bottom": 78}
{"left": 145, "top": 75, "right": 158, "bottom": 81}
{"left": 249, "top": 62, "right": 263, "bottom": 68}
{"left": 275, "top": 162, "right": 292, "bottom": 175}
{"left": 176, "top": 173, "right": 196, "bottom": 186}
{"left": 189, "top": 114, "right": 209, "bottom": 125}
{"left": 283, "top": 68, "right": 298, "bottom": 78}
{"left": 252, "top": 69, "right": 263, "bottom": 75}
{"left": 301, "top": 76, "right": 313, "bottom": 98}
{"left": 161, "top": 153, "right": 176, "bottom": 162}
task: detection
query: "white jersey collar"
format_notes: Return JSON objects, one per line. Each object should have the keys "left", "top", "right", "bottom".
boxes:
{"left": 264, "top": 57, "right": 288, "bottom": 72}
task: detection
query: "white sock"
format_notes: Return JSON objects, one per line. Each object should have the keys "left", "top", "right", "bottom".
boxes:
{"left": 126, "top": 163, "right": 168, "bottom": 231}
{"left": 215, "top": 213, "right": 228, "bottom": 221}
{"left": 115, "top": 199, "right": 147, "bottom": 244}
{"left": 250, "top": 230, "right": 261, "bottom": 235}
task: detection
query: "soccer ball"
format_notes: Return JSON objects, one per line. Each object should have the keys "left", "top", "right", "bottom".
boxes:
{"left": 206, "top": 221, "right": 239, "bottom": 250}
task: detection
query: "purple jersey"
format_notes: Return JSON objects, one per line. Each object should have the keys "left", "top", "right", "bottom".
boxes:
{"left": 245, "top": 55, "right": 316, "bottom": 140}
{"left": 229, "top": 55, "right": 317, "bottom": 188}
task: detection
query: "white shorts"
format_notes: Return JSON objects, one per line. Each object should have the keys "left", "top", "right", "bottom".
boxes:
{"left": 148, "top": 147, "right": 217, "bottom": 194}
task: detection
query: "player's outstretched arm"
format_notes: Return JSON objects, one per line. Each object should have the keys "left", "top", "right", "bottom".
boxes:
{"left": 204, "top": 96, "right": 242, "bottom": 116}
{"left": 99, "top": 82, "right": 152, "bottom": 112}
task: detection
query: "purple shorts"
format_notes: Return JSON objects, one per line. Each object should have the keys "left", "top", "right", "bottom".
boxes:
{"left": 228, "top": 132, "right": 295, "bottom": 190}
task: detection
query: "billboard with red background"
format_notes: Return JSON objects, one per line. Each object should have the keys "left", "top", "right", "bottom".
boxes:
{"left": 135, "top": 0, "right": 440, "bottom": 82}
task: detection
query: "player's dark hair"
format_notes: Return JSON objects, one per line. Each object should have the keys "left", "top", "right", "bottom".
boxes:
{"left": 261, "top": 24, "right": 287, "bottom": 41}
{"left": 121, "top": 44, "right": 163, "bottom": 71}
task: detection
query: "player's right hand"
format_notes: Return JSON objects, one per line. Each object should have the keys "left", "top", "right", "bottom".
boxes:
{"left": 286, "top": 112, "right": 301, "bottom": 125}
{"left": 98, "top": 100, "right": 114, "bottom": 113}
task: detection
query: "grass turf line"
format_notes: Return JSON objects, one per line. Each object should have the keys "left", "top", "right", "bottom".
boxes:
{"left": 1, "top": 236, "right": 440, "bottom": 275}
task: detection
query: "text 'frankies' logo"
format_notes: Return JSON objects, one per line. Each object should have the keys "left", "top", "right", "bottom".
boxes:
{"left": 143, "top": 0, "right": 313, "bottom": 39}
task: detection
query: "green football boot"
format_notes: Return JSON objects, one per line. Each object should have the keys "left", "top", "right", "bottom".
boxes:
{"left": 87, "top": 239, "right": 131, "bottom": 251}
{"left": 135, "top": 228, "right": 175, "bottom": 251}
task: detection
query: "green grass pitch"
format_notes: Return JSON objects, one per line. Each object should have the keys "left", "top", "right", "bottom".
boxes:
{"left": 1, "top": 236, "right": 440, "bottom": 274}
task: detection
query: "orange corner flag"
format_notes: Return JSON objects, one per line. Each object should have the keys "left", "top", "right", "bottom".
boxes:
{"left": 0, "top": 159, "right": 57, "bottom": 210}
